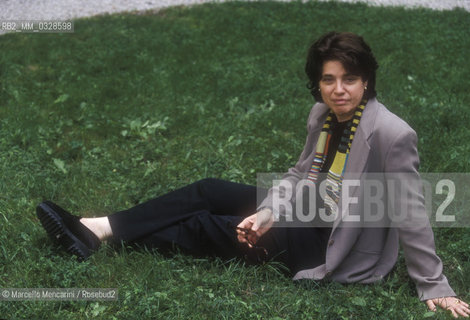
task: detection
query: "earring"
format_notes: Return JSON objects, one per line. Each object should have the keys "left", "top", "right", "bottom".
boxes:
{"left": 318, "top": 88, "right": 321, "bottom": 92}
{"left": 364, "top": 86, "right": 368, "bottom": 90}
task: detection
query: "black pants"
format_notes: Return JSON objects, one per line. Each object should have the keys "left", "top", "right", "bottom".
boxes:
{"left": 108, "top": 178, "right": 330, "bottom": 275}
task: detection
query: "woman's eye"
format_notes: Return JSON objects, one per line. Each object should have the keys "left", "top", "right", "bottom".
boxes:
{"left": 321, "top": 78, "right": 334, "bottom": 84}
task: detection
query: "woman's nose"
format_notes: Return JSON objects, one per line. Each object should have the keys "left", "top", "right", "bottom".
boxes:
{"left": 333, "top": 81, "right": 345, "bottom": 94}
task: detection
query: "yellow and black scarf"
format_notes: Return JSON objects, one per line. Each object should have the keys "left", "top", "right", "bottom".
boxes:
{"left": 307, "top": 101, "right": 366, "bottom": 216}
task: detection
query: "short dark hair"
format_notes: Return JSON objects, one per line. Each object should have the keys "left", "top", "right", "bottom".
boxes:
{"left": 305, "top": 31, "right": 379, "bottom": 102}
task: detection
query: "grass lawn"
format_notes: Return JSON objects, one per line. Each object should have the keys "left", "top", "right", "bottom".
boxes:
{"left": 1, "top": 1, "right": 469, "bottom": 319}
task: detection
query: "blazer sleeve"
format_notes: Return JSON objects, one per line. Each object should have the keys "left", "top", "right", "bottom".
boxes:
{"left": 384, "top": 128, "right": 456, "bottom": 301}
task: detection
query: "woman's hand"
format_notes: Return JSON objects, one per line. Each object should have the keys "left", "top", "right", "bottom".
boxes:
{"left": 426, "top": 297, "right": 470, "bottom": 318}
{"left": 236, "top": 208, "right": 273, "bottom": 247}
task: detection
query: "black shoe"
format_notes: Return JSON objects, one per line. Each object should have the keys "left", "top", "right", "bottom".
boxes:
{"left": 36, "top": 201, "right": 101, "bottom": 261}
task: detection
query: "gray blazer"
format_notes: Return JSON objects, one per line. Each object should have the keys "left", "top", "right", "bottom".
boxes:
{"left": 259, "top": 98, "right": 455, "bottom": 301}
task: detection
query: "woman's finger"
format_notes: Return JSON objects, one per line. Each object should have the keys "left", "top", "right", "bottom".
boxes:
{"left": 426, "top": 300, "right": 437, "bottom": 312}
{"left": 237, "top": 219, "right": 252, "bottom": 230}
{"left": 450, "top": 308, "right": 458, "bottom": 318}
{"left": 237, "top": 233, "right": 247, "bottom": 243}
{"left": 455, "top": 304, "right": 470, "bottom": 318}
{"left": 246, "top": 232, "right": 258, "bottom": 245}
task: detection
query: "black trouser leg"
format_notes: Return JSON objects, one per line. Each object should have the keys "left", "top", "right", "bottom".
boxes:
{"left": 108, "top": 178, "right": 267, "bottom": 258}
{"left": 107, "top": 178, "right": 329, "bottom": 274}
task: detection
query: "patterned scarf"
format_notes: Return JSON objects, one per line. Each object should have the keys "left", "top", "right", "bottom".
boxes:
{"left": 306, "top": 101, "right": 366, "bottom": 217}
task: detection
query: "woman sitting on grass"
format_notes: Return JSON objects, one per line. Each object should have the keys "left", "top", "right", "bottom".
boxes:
{"left": 37, "top": 31, "right": 469, "bottom": 317}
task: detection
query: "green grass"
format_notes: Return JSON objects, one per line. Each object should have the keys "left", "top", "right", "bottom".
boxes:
{"left": 1, "top": 1, "right": 470, "bottom": 318}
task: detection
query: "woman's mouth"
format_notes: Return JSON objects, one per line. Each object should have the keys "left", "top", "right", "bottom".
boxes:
{"left": 333, "top": 99, "right": 348, "bottom": 105}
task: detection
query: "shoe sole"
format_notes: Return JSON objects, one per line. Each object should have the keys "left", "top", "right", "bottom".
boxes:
{"left": 36, "top": 203, "right": 91, "bottom": 261}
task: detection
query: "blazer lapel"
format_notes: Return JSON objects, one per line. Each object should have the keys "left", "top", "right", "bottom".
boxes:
{"left": 302, "top": 104, "right": 330, "bottom": 173}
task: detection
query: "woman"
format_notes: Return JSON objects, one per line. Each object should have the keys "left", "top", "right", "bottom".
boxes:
{"left": 37, "top": 32, "right": 469, "bottom": 317}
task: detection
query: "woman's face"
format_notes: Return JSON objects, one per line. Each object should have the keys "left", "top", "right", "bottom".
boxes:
{"left": 319, "top": 60, "right": 367, "bottom": 122}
